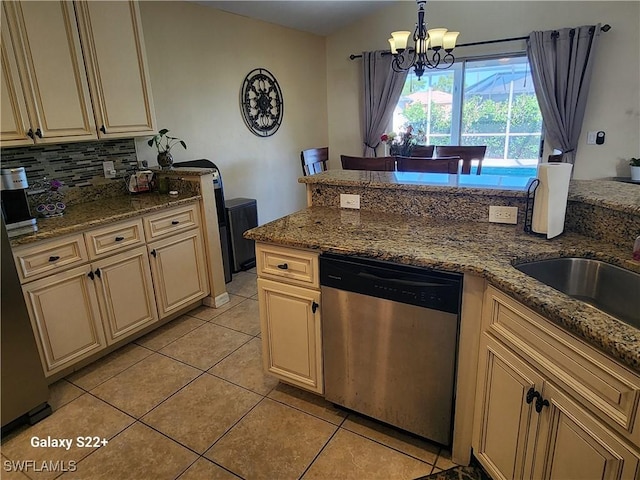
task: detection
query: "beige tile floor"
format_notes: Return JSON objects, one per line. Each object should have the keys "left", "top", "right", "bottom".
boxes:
{"left": 2, "top": 269, "right": 460, "bottom": 480}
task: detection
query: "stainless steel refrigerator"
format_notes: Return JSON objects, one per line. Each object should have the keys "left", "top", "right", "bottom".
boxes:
{"left": 1, "top": 219, "right": 51, "bottom": 429}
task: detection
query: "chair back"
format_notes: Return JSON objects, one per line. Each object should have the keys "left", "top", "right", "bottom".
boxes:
{"left": 410, "top": 145, "right": 435, "bottom": 157}
{"left": 396, "top": 156, "right": 460, "bottom": 174}
{"left": 300, "top": 147, "right": 329, "bottom": 176}
{"left": 340, "top": 155, "right": 395, "bottom": 171}
{"left": 435, "top": 145, "right": 487, "bottom": 174}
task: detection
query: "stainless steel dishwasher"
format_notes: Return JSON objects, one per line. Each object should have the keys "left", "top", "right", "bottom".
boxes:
{"left": 320, "top": 253, "right": 462, "bottom": 446}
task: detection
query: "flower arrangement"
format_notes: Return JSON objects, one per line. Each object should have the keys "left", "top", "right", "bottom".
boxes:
{"left": 147, "top": 128, "right": 187, "bottom": 169}
{"left": 381, "top": 124, "right": 417, "bottom": 156}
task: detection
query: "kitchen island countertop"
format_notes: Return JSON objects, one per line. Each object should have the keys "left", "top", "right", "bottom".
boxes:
{"left": 245, "top": 205, "right": 640, "bottom": 373}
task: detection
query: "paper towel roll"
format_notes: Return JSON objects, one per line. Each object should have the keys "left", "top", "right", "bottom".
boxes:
{"left": 531, "top": 163, "right": 573, "bottom": 239}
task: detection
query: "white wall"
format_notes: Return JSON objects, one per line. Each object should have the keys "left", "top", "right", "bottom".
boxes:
{"left": 136, "top": 1, "right": 328, "bottom": 224}
{"left": 326, "top": 1, "right": 640, "bottom": 179}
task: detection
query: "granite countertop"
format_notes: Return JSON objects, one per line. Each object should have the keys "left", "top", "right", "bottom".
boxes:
{"left": 245, "top": 206, "right": 640, "bottom": 373}
{"left": 11, "top": 192, "right": 200, "bottom": 247}
{"left": 299, "top": 170, "right": 534, "bottom": 196}
{"left": 569, "top": 180, "right": 640, "bottom": 215}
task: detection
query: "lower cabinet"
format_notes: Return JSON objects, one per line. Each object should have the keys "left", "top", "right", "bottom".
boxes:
{"left": 92, "top": 246, "right": 158, "bottom": 344}
{"left": 22, "top": 265, "right": 106, "bottom": 374}
{"left": 148, "top": 228, "right": 208, "bottom": 319}
{"left": 473, "top": 287, "right": 640, "bottom": 480}
{"left": 15, "top": 203, "right": 210, "bottom": 377}
{"left": 257, "top": 277, "right": 322, "bottom": 394}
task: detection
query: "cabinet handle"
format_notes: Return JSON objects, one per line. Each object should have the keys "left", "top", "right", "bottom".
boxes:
{"left": 535, "top": 396, "right": 549, "bottom": 413}
{"left": 100, "top": 125, "right": 106, "bottom": 134}
{"left": 115, "top": 236, "right": 124, "bottom": 242}
{"left": 171, "top": 220, "right": 179, "bottom": 225}
{"left": 94, "top": 268, "right": 101, "bottom": 279}
{"left": 277, "top": 263, "right": 288, "bottom": 270}
{"left": 48, "top": 255, "right": 60, "bottom": 262}
{"left": 150, "top": 249, "right": 157, "bottom": 257}
{"left": 526, "top": 387, "right": 549, "bottom": 413}
{"left": 88, "top": 271, "right": 95, "bottom": 280}
{"left": 27, "top": 128, "right": 34, "bottom": 139}
{"left": 526, "top": 387, "right": 537, "bottom": 405}
{"left": 312, "top": 301, "right": 319, "bottom": 314}
{"left": 35, "top": 128, "right": 42, "bottom": 138}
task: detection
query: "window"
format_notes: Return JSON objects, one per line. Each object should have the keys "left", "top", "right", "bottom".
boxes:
{"left": 393, "top": 55, "right": 542, "bottom": 177}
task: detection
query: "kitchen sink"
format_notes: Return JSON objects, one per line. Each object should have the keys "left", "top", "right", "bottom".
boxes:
{"left": 514, "top": 258, "right": 640, "bottom": 329}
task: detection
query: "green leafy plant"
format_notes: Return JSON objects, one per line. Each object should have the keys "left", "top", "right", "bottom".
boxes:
{"left": 147, "top": 129, "right": 187, "bottom": 153}
{"left": 629, "top": 158, "right": 640, "bottom": 167}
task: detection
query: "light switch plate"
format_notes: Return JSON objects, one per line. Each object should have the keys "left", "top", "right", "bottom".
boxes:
{"left": 587, "top": 131, "right": 597, "bottom": 145}
{"left": 340, "top": 193, "right": 360, "bottom": 209}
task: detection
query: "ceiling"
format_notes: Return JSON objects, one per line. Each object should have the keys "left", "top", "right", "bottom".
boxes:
{"left": 194, "top": 1, "right": 398, "bottom": 36}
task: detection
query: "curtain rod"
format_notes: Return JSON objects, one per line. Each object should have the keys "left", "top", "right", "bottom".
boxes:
{"left": 348, "top": 24, "right": 611, "bottom": 60}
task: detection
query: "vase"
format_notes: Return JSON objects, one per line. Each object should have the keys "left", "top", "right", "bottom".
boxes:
{"left": 631, "top": 166, "right": 640, "bottom": 181}
{"left": 157, "top": 151, "right": 174, "bottom": 170}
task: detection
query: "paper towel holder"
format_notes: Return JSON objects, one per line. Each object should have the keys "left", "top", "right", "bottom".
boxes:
{"left": 524, "top": 178, "right": 541, "bottom": 235}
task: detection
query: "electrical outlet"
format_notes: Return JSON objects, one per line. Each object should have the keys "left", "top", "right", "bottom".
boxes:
{"left": 102, "top": 161, "right": 116, "bottom": 179}
{"left": 340, "top": 193, "right": 360, "bottom": 209}
{"left": 489, "top": 206, "right": 518, "bottom": 224}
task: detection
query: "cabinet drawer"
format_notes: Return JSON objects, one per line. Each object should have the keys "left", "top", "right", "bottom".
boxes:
{"left": 256, "top": 243, "right": 319, "bottom": 288}
{"left": 85, "top": 218, "right": 144, "bottom": 259}
{"left": 13, "top": 234, "right": 88, "bottom": 283}
{"left": 143, "top": 203, "right": 199, "bottom": 241}
{"left": 484, "top": 286, "right": 640, "bottom": 441}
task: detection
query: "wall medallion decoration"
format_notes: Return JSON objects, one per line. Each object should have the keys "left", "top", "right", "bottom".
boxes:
{"left": 239, "top": 68, "right": 283, "bottom": 137}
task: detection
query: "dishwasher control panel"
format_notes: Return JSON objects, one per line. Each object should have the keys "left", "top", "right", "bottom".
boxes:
{"left": 320, "top": 254, "right": 462, "bottom": 314}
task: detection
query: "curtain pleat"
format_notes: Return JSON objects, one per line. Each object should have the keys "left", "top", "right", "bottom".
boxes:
{"left": 361, "top": 51, "right": 408, "bottom": 157}
{"left": 527, "top": 24, "right": 601, "bottom": 167}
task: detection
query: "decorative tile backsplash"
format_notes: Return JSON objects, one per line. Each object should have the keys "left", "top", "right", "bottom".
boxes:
{"left": 0, "top": 138, "right": 138, "bottom": 188}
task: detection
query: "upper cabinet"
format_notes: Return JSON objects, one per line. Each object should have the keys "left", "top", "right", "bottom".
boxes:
{"left": 0, "top": 0, "right": 156, "bottom": 147}
{"left": 1, "top": 0, "right": 97, "bottom": 145}
{"left": 75, "top": 1, "right": 156, "bottom": 138}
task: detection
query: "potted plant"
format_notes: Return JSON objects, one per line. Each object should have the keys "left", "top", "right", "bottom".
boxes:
{"left": 147, "top": 129, "right": 187, "bottom": 169}
{"left": 630, "top": 158, "right": 640, "bottom": 181}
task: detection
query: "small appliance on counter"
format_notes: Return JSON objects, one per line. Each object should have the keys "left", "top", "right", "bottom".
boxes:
{"left": 1, "top": 167, "right": 37, "bottom": 237}
{"left": 126, "top": 170, "right": 155, "bottom": 194}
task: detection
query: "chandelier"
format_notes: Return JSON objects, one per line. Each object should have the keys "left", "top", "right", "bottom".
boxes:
{"left": 388, "top": 0, "right": 459, "bottom": 79}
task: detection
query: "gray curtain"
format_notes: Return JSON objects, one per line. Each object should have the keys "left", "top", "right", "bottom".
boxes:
{"left": 526, "top": 24, "right": 601, "bottom": 166}
{"left": 362, "top": 51, "right": 408, "bottom": 157}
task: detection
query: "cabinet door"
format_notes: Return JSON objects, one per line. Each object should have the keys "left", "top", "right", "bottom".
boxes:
{"left": 6, "top": 0, "right": 96, "bottom": 142}
{"left": 473, "top": 334, "right": 543, "bottom": 480}
{"left": 257, "top": 278, "right": 322, "bottom": 394}
{"left": 0, "top": 3, "right": 32, "bottom": 146}
{"left": 148, "top": 229, "right": 209, "bottom": 319}
{"left": 532, "top": 383, "right": 640, "bottom": 480}
{"left": 22, "top": 265, "right": 106, "bottom": 376}
{"left": 92, "top": 246, "right": 158, "bottom": 345}
{"left": 75, "top": 0, "right": 156, "bottom": 137}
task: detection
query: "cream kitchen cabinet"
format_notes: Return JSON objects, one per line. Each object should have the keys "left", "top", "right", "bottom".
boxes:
{"left": 473, "top": 286, "right": 640, "bottom": 480}
{"left": 92, "top": 245, "right": 158, "bottom": 345}
{"left": 1, "top": 0, "right": 96, "bottom": 145}
{"left": 0, "top": 0, "right": 156, "bottom": 147}
{"left": 148, "top": 228, "right": 209, "bottom": 319}
{"left": 22, "top": 265, "right": 106, "bottom": 376}
{"left": 256, "top": 243, "right": 323, "bottom": 394}
{"left": 13, "top": 204, "right": 209, "bottom": 377}
{"left": 75, "top": 0, "right": 156, "bottom": 138}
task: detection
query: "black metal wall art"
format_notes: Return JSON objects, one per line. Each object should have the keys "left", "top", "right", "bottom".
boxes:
{"left": 239, "top": 68, "right": 284, "bottom": 137}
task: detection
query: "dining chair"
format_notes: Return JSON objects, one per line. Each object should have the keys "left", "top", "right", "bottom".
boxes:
{"left": 300, "top": 147, "right": 329, "bottom": 176}
{"left": 410, "top": 145, "right": 435, "bottom": 158}
{"left": 340, "top": 155, "right": 396, "bottom": 171}
{"left": 435, "top": 146, "right": 487, "bottom": 175}
{"left": 396, "top": 156, "right": 460, "bottom": 174}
